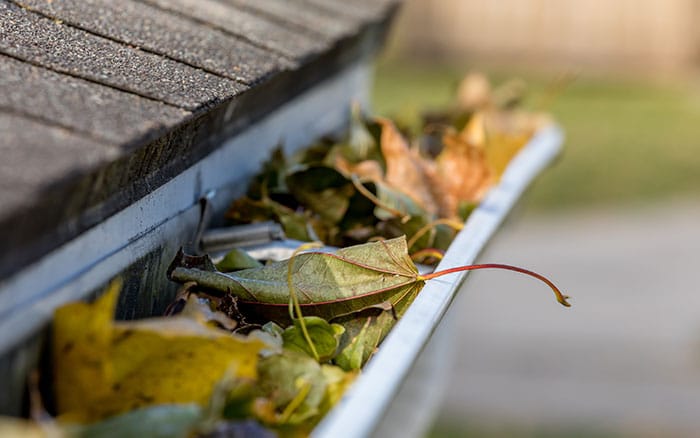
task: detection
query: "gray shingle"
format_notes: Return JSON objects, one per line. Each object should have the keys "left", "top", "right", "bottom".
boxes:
{"left": 221, "top": 0, "right": 358, "bottom": 40}
{"left": 0, "top": 1, "right": 245, "bottom": 110}
{"left": 0, "top": 111, "right": 120, "bottom": 222}
{"left": 0, "top": 0, "right": 398, "bottom": 283}
{"left": 0, "top": 54, "right": 189, "bottom": 144}
{"left": 139, "top": 0, "right": 328, "bottom": 61}
{"left": 299, "top": 0, "right": 400, "bottom": 21}
{"left": 13, "top": 0, "right": 291, "bottom": 84}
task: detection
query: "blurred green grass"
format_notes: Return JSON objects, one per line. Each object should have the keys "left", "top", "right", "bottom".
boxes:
{"left": 372, "top": 61, "right": 700, "bottom": 211}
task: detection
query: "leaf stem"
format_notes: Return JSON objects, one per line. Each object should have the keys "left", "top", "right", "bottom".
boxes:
{"left": 407, "top": 218, "right": 465, "bottom": 250}
{"left": 280, "top": 379, "right": 312, "bottom": 422}
{"left": 418, "top": 263, "right": 571, "bottom": 307}
{"left": 287, "top": 242, "right": 324, "bottom": 361}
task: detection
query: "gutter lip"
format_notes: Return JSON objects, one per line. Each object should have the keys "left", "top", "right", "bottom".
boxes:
{"left": 313, "top": 123, "right": 565, "bottom": 437}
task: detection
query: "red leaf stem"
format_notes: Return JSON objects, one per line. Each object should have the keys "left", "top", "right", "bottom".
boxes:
{"left": 418, "top": 263, "right": 571, "bottom": 307}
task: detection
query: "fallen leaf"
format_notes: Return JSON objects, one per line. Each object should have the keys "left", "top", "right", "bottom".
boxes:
{"left": 225, "top": 197, "right": 274, "bottom": 224}
{"left": 179, "top": 295, "right": 238, "bottom": 331}
{"left": 317, "top": 364, "right": 356, "bottom": 416}
{"left": 346, "top": 103, "right": 378, "bottom": 161}
{"left": 170, "top": 237, "right": 427, "bottom": 370}
{"left": 483, "top": 110, "right": 548, "bottom": 178}
{"left": 351, "top": 178, "right": 426, "bottom": 222}
{"left": 484, "top": 131, "right": 529, "bottom": 179}
{"left": 53, "top": 281, "right": 117, "bottom": 421}
{"left": 53, "top": 281, "right": 269, "bottom": 423}
{"left": 281, "top": 317, "right": 345, "bottom": 363}
{"left": 66, "top": 404, "right": 202, "bottom": 438}
{"left": 433, "top": 114, "right": 494, "bottom": 216}
{"left": 254, "top": 350, "right": 354, "bottom": 428}
{"left": 378, "top": 118, "right": 441, "bottom": 216}
{"left": 170, "top": 238, "right": 570, "bottom": 371}
{"left": 285, "top": 165, "right": 354, "bottom": 224}
{"left": 255, "top": 351, "right": 326, "bottom": 426}
{"left": 378, "top": 215, "right": 457, "bottom": 253}
{"left": 333, "top": 155, "right": 383, "bottom": 183}
{"left": 169, "top": 237, "right": 424, "bottom": 324}
{"left": 333, "top": 310, "right": 391, "bottom": 371}
{"left": 216, "top": 248, "right": 263, "bottom": 272}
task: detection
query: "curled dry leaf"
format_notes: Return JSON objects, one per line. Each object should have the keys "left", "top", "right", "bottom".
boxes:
{"left": 222, "top": 71, "right": 555, "bottom": 255}
{"left": 378, "top": 118, "right": 444, "bottom": 217}
{"left": 169, "top": 237, "right": 423, "bottom": 324}
{"left": 434, "top": 114, "right": 494, "bottom": 217}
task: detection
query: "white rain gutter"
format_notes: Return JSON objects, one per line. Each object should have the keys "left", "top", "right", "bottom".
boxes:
{"left": 314, "top": 124, "right": 564, "bottom": 437}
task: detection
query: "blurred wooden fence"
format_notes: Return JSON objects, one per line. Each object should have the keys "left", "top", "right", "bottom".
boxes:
{"left": 387, "top": 0, "right": 700, "bottom": 73}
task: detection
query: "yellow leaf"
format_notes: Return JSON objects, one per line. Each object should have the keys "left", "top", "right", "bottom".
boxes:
{"left": 53, "top": 279, "right": 120, "bottom": 418}
{"left": 485, "top": 131, "right": 529, "bottom": 179}
{"left": 53, "top": 280, "right": 268, "bottom": 423}
{"left": 482, "top": 110, "right": 549, "bottom": 179}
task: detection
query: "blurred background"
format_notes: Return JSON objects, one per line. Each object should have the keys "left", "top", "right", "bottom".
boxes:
{"left": 371, "top": 1, "right": 700, "bottom": 437}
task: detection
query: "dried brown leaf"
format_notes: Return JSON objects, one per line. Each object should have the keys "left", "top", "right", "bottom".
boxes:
{"left": 434, "top": 114, "right": 493, "bottom": 217}
{"left": 333, "top": 154, "right": 384, "bottom": 182}
{"left": 378, "top": 118, "right": 440, "bottom": 216}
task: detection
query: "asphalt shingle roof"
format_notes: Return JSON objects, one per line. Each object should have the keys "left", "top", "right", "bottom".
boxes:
{"left": 0, "top": 0, "right": 398, "bottom": 278}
